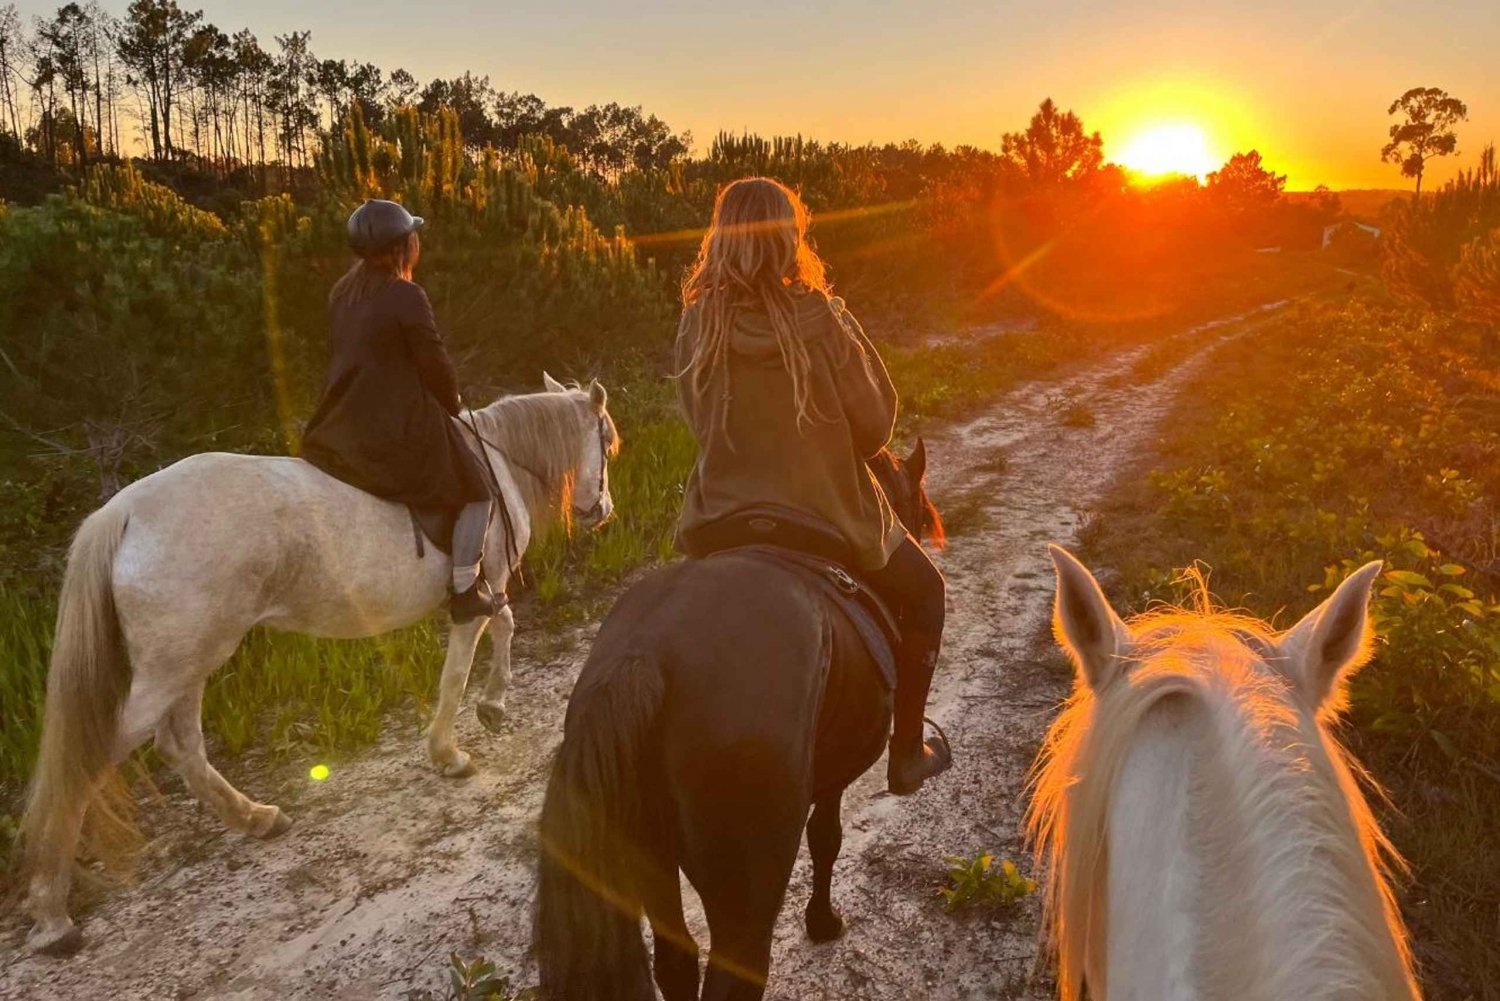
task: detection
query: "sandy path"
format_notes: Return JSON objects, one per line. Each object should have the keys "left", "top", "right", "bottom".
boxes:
{"left": 0, "top": 305, "right": 1282, "bottom": 1001}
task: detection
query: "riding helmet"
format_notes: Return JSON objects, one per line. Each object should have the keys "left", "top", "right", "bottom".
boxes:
{"left": 347, "top": 198, "right": 424, "bottom": 255}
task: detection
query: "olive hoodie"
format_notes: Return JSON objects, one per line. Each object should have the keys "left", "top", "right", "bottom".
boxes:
{"left": 674, "top": 289, "right": 904, "bottom": 571}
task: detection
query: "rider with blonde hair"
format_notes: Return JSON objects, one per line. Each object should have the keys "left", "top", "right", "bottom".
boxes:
{"left": 675, "top": 177, "right": 951, "bottom": 794}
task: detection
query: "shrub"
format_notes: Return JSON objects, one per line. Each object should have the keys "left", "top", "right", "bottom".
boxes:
{"left": 940, "top": 852, "right": 1037, "bottom": 913}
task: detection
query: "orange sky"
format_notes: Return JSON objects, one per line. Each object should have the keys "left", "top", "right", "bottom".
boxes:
{"left": 23, "top": 0, "right": 1498, "bottom": 190}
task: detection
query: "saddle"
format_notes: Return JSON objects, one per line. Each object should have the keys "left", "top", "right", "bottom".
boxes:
{"left": 683, "top": 507, "right": 900, "bottom": 691}
{"left": 409, "top": 505, "right": 460, "bottom": 556}
{"left": 406, "top": 420, "right": 519, "bottom": 569}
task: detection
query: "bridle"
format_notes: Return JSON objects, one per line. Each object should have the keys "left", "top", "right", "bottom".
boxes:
{"left": 572, "top": 415, "right": 612, "bottom": 524}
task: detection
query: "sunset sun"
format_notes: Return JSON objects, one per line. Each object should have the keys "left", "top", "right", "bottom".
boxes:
{"left": 1116, "top": 123, "right": 1220, "bottom": 181}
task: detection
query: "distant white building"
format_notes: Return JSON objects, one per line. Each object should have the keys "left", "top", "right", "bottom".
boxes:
{"left": 1322, "top": 221, "right": 1382, "bottom": 249}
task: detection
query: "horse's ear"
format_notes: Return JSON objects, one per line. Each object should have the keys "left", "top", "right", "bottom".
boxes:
{"left": 1049, "top": 544, "right": 1130, "bottom": 689}
{"left": 543, "top": 372, "right": 567, "bottom": 393}
{"left": 907, "top": 438, "right": 927, "bottom": 483}
{"left": 1277, "top": 560, "right": 1382, "bottom": 711}
{"left": 588, "top": 380, "right": 607, "bottom": 413}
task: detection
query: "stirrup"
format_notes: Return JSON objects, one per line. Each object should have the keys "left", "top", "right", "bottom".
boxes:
{"left": 922, "top": 716, "right": 952, "bottom": 761}
{"left": 888, "top": 716, "right": 953, "bottom": 795}
{"left": 450, "top": 576, "right": 497, "bottom": 624}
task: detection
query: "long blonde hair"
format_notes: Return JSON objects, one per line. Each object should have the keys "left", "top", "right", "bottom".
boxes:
{"left": 329, "top": 231, "right": 421, "bottom": 308}
{"left": 679, "top": 177, "right": 832, "bottom": 433}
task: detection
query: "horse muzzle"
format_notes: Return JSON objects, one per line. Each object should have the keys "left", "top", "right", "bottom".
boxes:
{"left": 574, "top": 496, "right": 613, "bottom": 529}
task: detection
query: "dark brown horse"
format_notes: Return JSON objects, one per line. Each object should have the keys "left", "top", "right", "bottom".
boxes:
{"left": 535, "top": 443, "right": 943, "bottom": 1000}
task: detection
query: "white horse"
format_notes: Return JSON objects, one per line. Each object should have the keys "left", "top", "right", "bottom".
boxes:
{"left": 16, "top": 374, "right": 618, "bottom": 955}
{"left": 1029, "top": 547, "right": 1420, "bottom": 1001}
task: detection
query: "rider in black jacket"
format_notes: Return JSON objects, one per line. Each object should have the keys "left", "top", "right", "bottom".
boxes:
{"left": 301, "top": 200, "right": 497, "bottom": 623}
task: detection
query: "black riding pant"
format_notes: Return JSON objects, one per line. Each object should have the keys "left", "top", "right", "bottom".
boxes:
{"left": 862, "top": 534, "right": 946, "bottom": 745}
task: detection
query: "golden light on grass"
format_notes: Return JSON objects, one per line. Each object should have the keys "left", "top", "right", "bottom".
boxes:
{"left": 1116, "top": 123, "right": 1219, "bottom": 181}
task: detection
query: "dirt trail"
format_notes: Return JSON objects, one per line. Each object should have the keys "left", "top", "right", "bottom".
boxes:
{"left": 0, "top": 305, "right": 1284, "bottom": 1001}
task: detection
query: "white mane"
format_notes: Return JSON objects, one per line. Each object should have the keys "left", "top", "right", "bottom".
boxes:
{"left": 1029, "top": 559, "right": 1420, "bottom": 1001}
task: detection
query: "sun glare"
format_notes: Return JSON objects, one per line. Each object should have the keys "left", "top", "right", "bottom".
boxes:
{"left": 1116, "top": 123, "right": 1219, "bottom": 182}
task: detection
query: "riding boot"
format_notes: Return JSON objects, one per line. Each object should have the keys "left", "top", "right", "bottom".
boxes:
{"left": 450, "top": 500, "right": 496, "bottom": 624}
{"left": 451, "top": 571, "right": 497, "bottom": 624}
{"left": 887, "top": 632, "right": 952, "bottom": 795}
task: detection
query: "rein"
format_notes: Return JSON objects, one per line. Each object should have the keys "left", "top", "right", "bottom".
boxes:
{"left": 461, "top": 408, "right": 520, "bottom": 574}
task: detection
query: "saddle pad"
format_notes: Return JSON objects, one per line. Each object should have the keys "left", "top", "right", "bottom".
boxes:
{"left": 706, "top": 544, "right": 900, "bottom": 691}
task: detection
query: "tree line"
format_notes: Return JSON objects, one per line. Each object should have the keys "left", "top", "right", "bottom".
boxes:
{"left": 0, "top": 0, "right": 691, "bottom": 181}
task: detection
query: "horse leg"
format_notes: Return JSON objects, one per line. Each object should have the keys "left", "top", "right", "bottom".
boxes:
{"left": 426, "top": 616, "right": 489, "bottom": 777}
{"left": 21, "top": 707, "right": 158, "bottom": 956}
{"left": 804, "top": 789, "right": 847, "bottom": 942}
{"left": 641, "top": 847, "right": 700, "bottom": 1001}
{"left": 21, "top": 785, "right": 90, "bottom": 955}
{"left": 475, "top": 602, "right": 515, "bottom": 734}
{"left": 694, "top": 823, "right": 802, "bottom": 1001}
{"left": 25, "top": 640, "right": 227, "bottom": 954}
{"left": 155, "top": 685, "right": 290, "bottom": 837}
{"left": 700, "top": 886, "right": 788, "bottom": 1001}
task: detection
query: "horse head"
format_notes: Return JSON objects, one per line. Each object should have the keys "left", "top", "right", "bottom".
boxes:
{"left": 542, "top": 372, "right": 619, "bottom": 530}
{"left": 869, "top": 438, "right": 945, "bottom": 550}
{"left": 1031, "top": 548, "right": 1417, "bottom": 1001}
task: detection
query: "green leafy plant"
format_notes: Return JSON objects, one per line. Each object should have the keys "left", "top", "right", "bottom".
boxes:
{"left": 939, "top": 852, "right": 1036, "bottom": 913}
{"left": 407, "top": 952, "right": 538, "bottom": 1001}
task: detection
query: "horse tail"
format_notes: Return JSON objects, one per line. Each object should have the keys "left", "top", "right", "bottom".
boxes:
{"left": 16, "top": 501, "right": 136, "bottom": 881}
{"left": 535, "top": 651, "right": 664, "bottom": 1000}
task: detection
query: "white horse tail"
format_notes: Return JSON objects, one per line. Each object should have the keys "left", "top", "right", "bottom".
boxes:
{"left": 17, "top": 501, "right": 136, "bottom": 880}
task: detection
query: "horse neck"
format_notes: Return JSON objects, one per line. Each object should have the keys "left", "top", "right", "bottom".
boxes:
{"left": 1102, "top": 689, "right": 1416, "bottom": 1001}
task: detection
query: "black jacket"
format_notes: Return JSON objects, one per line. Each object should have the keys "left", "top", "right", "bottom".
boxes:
{"left": 301, "top": 278, "right": 491, "bottom": 508}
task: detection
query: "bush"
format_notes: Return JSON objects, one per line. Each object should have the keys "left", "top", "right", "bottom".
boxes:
{"left": 1382, "top": 145, "right": 1500, "bottom": 321}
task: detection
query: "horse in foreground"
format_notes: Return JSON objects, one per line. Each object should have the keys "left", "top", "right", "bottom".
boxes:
{"left": 534, "top": 443, "right": 942, "bottom": 1001}
{"left": 1031, "top": 547, "right": 1420, "bottom": 1001}
{"left": 17, "top": 376, "right": 617, "bottom": 955}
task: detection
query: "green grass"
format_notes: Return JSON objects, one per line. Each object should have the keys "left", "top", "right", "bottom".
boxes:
{"left": 523, "top": 373, "right": 697, "bottom": 621}
{"left": 0, "top": 583, "right": 445, "bottom": 857}
{"left": 1080, "top": 296, "right": 1500, "bottom": 1000}
{"left": 0, "top": 587, "right": 51, "bottom": 795}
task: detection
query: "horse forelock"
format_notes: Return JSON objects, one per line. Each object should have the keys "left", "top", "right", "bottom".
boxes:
{"left": 473, "top": 391, "right": 606, "bottom": 528}
{"left": 1028, "top": 607, "right": 1417, "bottom": 1001}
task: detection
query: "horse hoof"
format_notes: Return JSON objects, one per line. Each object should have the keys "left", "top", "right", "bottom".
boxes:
{"left": 441, "top": 752, "right": 475, "bottom": 779}
{"left": 476, "top": 700, "right": 507, "bottom": 734}
{"left": 805, "top": 907, "right": 845, "bottom": 943}
{"left": 260, "top": 808, "right": 294, "bottom": 839}
{"left": 27, "top": 920, "right": 83, "bottom": 957}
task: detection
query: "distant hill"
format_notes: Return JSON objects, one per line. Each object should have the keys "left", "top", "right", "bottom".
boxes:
{"left": 1287, "top": 188, "right": 1405, "bottom": 222}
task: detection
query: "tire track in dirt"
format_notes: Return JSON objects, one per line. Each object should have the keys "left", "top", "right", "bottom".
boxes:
{"left": 0, "top": 304, "right": 1286, "bottom": 1001}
